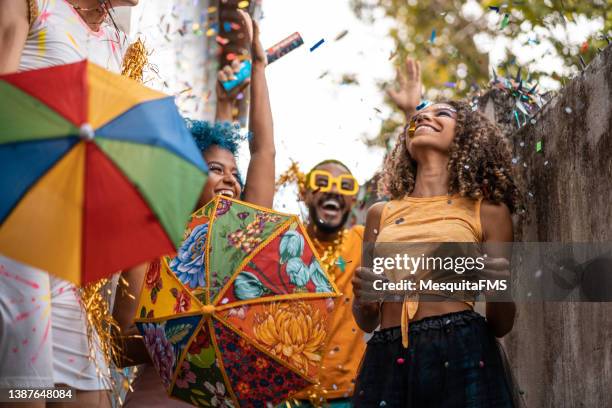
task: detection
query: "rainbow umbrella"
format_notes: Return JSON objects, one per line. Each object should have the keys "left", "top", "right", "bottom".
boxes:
{"left": 135, "top": 196, "right": 340, "bottom": 407}
{"left": 0, "top": 60, "right": 207, "bottom": 286}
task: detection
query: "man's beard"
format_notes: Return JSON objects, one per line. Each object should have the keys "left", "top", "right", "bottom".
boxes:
{"left": 308, "top": 205, "right": 350, "bottom": 234}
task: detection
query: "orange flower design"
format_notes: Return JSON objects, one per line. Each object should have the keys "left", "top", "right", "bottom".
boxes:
{"left": 236, "top": 382, "right": 250, "bottom": 394}
{"left": 255, "top": 357, "right": 268, "bottom": 370}
{"left": 253, "top": 302, "right": 326, "bottom": 374}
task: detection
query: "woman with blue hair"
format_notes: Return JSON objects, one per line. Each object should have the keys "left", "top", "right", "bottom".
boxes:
{"left": 112, "top": 10, "right": 275, "bottom": 406}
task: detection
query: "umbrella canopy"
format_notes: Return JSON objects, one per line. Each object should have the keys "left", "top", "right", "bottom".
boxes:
{"left": 0, "top": 60, "right": 207, "bottom": 286}
{"left": 135, "top": 196, "right": 340, "bottom": 407}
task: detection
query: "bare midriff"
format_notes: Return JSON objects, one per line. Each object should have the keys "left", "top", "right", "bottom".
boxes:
{"left": 380, "top": 295, "right": 472, "bottom": 329}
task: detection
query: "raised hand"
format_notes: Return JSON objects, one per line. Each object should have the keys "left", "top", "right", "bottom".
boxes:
{"left": 237, "top": 9, "right": 267, "bottom": 66}
{"left": 387, "top": 57, "right": 422, "bottom": 119}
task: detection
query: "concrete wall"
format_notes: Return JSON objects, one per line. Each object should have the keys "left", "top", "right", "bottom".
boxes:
{"left": 483, "top": 45, "right": 612, "bottom": 407}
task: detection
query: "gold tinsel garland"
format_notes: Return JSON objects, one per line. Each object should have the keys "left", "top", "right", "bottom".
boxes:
{"left": 27, "top": 0, "right": 39, "bottom": 26}
{"left": 121, "top": 38, "right": 148, "bottom": 82}
{"left": 81, "top": 278, "right": 125, "bottom": 404}
{"left": 312, "top": 229, "right": 348, "bottom": 282}
{"left": 276, "top": 160, "right": 307, "bottom": 196}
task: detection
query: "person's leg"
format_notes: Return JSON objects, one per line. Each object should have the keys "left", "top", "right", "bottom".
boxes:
{"left": 46, "top": 387, "right": 110, "bottom": 408}
{"left": 49, "top": 278, "right": 111, "bottom": 406}
{"left": 0, "top": 255, "right": 54, "bottom": 408}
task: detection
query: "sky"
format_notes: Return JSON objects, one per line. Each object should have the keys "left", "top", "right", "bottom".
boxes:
{"left": 249, "top": 0, "right": 395, "bottom": 214}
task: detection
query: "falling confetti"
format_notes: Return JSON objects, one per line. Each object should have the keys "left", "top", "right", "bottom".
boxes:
{"left": 334, "top": 29, "right": 349, "bottom": 41}
{"left": 430, "top": 29, "right": 436, "bottom": 44}
{"left": 238, "top": 1, "right": 250, "bottom": 9}
{"left": 500, "top": 13, "right": 510, "bottom": 29}
{"left": 489, "top": 5, "right": 500, "bottom": 13}
{"left": 309, "top": 38, "right": 325, "bottom": 52}
{"left": 536, "top": 141, "right": 543, "bottom": 152}
{"left": 443, "top": 81, "right": 456, "bottom": 88}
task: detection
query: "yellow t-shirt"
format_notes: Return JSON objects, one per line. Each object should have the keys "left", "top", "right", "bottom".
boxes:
{"left": 296, "top": 225, "right": 366, "bottom": 400}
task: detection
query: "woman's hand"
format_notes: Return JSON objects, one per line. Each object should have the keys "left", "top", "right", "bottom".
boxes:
{"left": 217, "top": 59, "right": 250, "bottom": 100}
{"left": 352, "top": 267, "right": 383, "bottom": 333}
{"left": 238, "top": 9, "right": 267, "bottom": 66}
{"left": 477, "top": 256, "right": 512, "bottom": 300}
{"left": 352, "top": 266, "right": 385, "bottom": 305}
{"left": 387, "top": 57, "right": 422, "bottom": 120}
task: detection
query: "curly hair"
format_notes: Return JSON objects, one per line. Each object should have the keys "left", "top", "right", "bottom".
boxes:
{"left": 378, "top": 100, "right": 523, "bottom": 213}
{"left": 185, "top": 119, "right": 247, "bottom": 188}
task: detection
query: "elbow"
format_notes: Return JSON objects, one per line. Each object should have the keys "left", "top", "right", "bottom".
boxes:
{"left": 492, "top": 324, "right": 513, "bottom": 338}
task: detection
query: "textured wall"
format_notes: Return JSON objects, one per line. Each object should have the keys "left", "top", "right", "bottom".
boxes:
{"left": 489, "top": 44, "right": 612, "bottom": 407}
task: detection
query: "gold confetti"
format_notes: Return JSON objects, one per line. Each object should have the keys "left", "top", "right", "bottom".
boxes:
{"left": 121, "top": 38, "right": 148, "bottom": 83}
{"left": 238, "top": 1, "right": 249, "bottom": 9}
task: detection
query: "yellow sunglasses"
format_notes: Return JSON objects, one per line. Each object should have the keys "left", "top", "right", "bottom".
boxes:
{"left": 308, "top": 169, "right": 359, "bottom": 196}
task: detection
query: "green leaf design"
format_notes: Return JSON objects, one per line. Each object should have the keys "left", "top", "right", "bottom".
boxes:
{"left": 188, "top": 346, "right": 216, "bottom": 369}
{"left": 191, "top": 389, "right": 206, "bottom": 396}
{"left": 165, "top": 323, "right": 193, "bottom": 344}
{"left": 140, "top": 306, "right": 146, "bottom": 318}
{"left": 197, "top": 398, "right": 212, "bottom": 406}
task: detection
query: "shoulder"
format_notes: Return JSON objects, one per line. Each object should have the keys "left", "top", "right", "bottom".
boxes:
{"left": 350, "top": 224, "right": 365, "bottom": 240}
{"left": 366, "top": 201, "right": 387, "bottom": 221}
{"left": 480, "top": 200, "right": 512, "bottom": 242}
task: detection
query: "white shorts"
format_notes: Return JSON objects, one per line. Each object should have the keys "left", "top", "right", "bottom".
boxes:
{"left": 0, "top": 255, "right": 110, "bottom": 390}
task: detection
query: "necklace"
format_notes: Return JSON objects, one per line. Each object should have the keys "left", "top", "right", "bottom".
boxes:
{"left": 312, "top": 229, "right": 349, "bottom": 281}
{"left": 66, "top": 0, "right": 105, "bottom": 12}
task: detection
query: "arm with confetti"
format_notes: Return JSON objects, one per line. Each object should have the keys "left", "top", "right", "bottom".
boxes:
{"left": 239, "top": 10, "right": 276, "bottom": 208}
{"left": 112, "top": 263, "right": 153, "bottom": 367}
{"left": 0, "top": 0, "right": 30, "bottom": 74}
{"left": 387, "top": 57, "right": 422, "bottom": 121}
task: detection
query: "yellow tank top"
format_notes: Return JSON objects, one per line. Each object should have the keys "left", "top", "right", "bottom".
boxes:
{"left": 375, "top": 194, "right": 484, "bottom": 347}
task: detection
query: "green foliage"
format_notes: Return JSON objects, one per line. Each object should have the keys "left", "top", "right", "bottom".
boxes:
{"left": 351, "top": 0, "right": 611, "bottom": 146}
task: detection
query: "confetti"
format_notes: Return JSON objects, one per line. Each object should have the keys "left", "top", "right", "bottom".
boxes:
{"left": 207, "top": 6, "right": 217, "bottom": 13}
{"left": 334, "top": 29, "right": 349, "bottom": 41}
{"left": 238, "top": 1, "right": 249, "bottom": 9}
{"left": 216, "top": 36, "right": 229, "bottom": 45}
{"left": 310, "top": 38, "right": 325, "bottom": 52}
{"left": 396, "top": 358, "right": 405, "bottom": 364}
{"left": 500, "top": 13, "right": 510, "bottom": 29}
{"left": 443, "top": 81, "right": 456, "bottom": 88}
{"left": 536, "top": 141, "right": 542, "bottom": 152}
{"left": 379, "top": 401, "right": 387, "bottom": 407}
{"left": 223, "top": 22, "right": 232, "bottom": 32}
{"left": 565, "top": 107, "right": 572, "bottom": 113}
{"left": 206, "top": 28, "right": 216, "bottom": 37}
{"left": 489, "top": 5, "right": 500, "bottom": 13}
{"left": 430, "top": 29, "right": 436, "bottom": 44}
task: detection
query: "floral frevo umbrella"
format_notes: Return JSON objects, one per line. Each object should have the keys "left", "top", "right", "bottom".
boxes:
{"left": 135, "top": 196, "right": 340, "bottom": 407}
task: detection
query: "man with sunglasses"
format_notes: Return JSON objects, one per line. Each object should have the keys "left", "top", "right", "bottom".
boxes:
{"left": 286, "top": 159, "right": 364, "bottom": 407}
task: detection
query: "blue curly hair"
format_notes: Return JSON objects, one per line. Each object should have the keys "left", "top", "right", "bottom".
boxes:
{"left": 185, "top": 119, "right": 246, "bottom": 188}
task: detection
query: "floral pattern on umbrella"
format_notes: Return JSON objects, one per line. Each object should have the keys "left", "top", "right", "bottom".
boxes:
{"left": 135, "top": 196, "right": 340, "bottom": 407}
